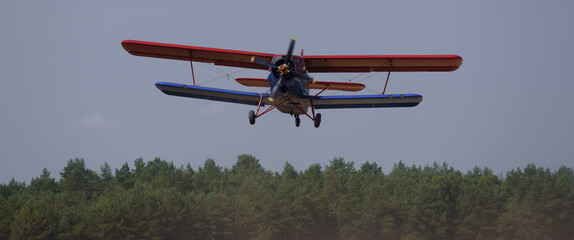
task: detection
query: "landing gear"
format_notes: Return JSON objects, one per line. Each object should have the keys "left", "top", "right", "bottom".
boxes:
{"left": 295, "top": 115, "right": 300, "bottom": 127}
{"left": 249, "top": 110, "right": 256, "bottom": 125}
{"left": 247, "top": 96, "right": 321, "bottom": 128}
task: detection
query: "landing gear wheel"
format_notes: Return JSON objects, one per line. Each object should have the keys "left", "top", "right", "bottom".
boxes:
{"left": 295, "top": 116, "right": 300, "bottom": 127}
{"left": 249, "top": 110, "right": 256, "bottom": 125}
{"left": 314, "top": 113, "right": 322, "bottom": 128}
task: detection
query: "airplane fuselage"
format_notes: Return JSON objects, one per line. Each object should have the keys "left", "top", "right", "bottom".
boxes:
{"left": 266, "top": 55, "right": 312, "bottom": 115}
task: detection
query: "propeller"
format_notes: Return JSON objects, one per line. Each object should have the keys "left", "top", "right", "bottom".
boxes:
{"left": 251, "top": 56, "right": 276, "bottom": 69}
{"left": 269, "top": 75, "right": 284, "bottom": 101}
{"left": 285, "top": 37, "right": 295, "bottom": 63}
{"left": 250, "top": 38, "right": 315, "bottom": 101}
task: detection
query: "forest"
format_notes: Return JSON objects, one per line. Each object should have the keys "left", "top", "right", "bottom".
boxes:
{"left": 1, "top": 155, "right": 573, "bottom": 240}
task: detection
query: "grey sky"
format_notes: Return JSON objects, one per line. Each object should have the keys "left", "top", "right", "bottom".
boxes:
{"left": 1, "top": 0, "right": 573, "bottom": 183}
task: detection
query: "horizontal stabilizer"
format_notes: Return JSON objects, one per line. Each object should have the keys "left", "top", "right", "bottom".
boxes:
{"left": 235, "top": 78, "right": 270, "bottom": 88}
{"left": 310, "top": 80, "right": 364, "bottom": 91}
{"left": 235, "top": 78, "right": 365, "bottom": 92}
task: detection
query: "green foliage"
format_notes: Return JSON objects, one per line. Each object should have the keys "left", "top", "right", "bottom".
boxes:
{"left": 59, "top": 158, "right": 101, "bottom": 198}
{"left": 29, "top": 168, "right": 58, "bottom": 194}
{"left": 1, "top": 178, "right": 26, "bottom": 199}
{"left": 0, "top": 197, "right": 12, "bottom": 239}
{"left": 10, "top": 193, "right": 60, "bottom": 239}
{"left": 100, "top": 162, "right": 113, "bottom": 184}
{"left": 1, "top": 157, "right": 573, "bottom": 240}
{"left": 455, "top": 167, "right": 501, "bottom": 239}
{"left": 115, "top": 162, "right": 133, "bottom": 189}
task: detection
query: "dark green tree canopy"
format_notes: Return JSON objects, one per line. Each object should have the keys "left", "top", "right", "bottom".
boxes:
{"left": 1, "top": 157, "right": 573, "bottom": 240}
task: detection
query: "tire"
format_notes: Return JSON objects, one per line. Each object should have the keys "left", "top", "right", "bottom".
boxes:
{"left": 314, "top": 113, "right": 321, "bottom": 128}
{"left": 295, "top": 117, "right": 300, "bottom": 127}
{"left": 249, "top": 110, "right": 256, "bottom": 125}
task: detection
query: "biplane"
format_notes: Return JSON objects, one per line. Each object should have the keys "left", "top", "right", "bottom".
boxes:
{"left": 122, "top": 38, "right": 462, "bottom": 128}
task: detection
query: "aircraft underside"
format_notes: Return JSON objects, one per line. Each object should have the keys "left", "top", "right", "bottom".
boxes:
{"left": 249, "top": 91, "right": 322, "bottom": 128}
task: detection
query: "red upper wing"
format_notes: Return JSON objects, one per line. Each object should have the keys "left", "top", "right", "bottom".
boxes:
{"left": 122, "top": 40, "right": 275, "bottom": 70}
{"left": 303, "top": 55, "right": 462, "bottom": 73}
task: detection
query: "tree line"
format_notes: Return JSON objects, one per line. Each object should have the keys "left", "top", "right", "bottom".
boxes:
{"left": 1, "top": 155, "right": 573, "bottom": 240}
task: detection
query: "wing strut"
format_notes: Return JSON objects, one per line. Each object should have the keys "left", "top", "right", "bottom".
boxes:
{"left": 254, "top": 95, "right": 285, "bottom": 118}
{"left": 189, "top": 51, "right": 196, "bottom": 86}
{"left": 382, "top": 63, "right": 392, "bottom": 94}
{"left": 314, "top": 85, "right": 330, "bottom": 98}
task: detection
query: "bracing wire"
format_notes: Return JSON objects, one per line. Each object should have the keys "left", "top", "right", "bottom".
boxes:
{"left": 355, "top": 72, "right": 379, "bottom": 83}
{"left": 199, "top": 63, "right": 260, "bottom": 94}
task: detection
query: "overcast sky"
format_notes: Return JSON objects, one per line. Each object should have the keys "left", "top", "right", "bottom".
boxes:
{"left": 1, "top": 0, "right": 573, "bottom": 183}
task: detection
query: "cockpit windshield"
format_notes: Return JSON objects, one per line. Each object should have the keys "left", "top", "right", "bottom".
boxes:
{"left": 290, "top": 56, "right": 304, "bottom": 65}
{"left": 272, "top": 55, "right": 305, "bottom": 66}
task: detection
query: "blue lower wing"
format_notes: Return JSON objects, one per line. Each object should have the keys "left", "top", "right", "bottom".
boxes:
{"left": 313, "top": 94, "right": 422, "bottom": 109}
{"left": 155, "top": 82, "right": 265, "bottom": 106}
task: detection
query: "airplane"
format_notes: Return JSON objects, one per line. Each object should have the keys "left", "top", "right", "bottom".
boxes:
{"left": 122, "top": 38, "right": 462, "bottom": 128}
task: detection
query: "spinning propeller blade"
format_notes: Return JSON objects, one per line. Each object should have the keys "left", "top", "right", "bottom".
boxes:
{"left": 250, "top": 56, "right": 276, "bottom": 69}
{"left": 269, "top": 75, "right": 284, "bottom": 101}
{"left": 285, "top": 37, "right": 295, "bottom": 63}
{"left": 293, "top": 71, "right": 314, "bottom": 82}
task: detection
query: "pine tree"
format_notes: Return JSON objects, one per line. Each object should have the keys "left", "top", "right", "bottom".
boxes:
{"left": 29, "top": 168, "right": 58, "bottom": 194}
{"left": 10, "top": 194, "right": 60, "bottom": 240}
